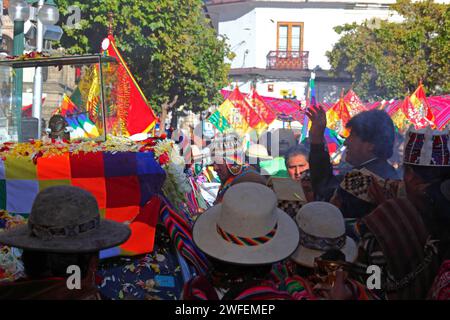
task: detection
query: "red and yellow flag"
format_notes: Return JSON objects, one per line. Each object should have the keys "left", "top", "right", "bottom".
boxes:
{"left": 250, "top": 90, "right": 277, "bottom": 125}
{"left": 407, "top": 83, "right": 435, "bottom": 129}
{"left": 227, "top": 87, "right": 262, "bottom": 129}
{"left": 343, "top": 89, "right": 366, "bottom": 117}
{"left": 390, "top": 98, "right": 409, "bottom": 131}
{"left": 101, "top": 35, "right": 158, "bottom": 136}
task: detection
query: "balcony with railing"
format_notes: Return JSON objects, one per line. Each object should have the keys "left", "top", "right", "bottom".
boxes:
{"left": 266, "top": 51, "right": 309, "bottom": 70}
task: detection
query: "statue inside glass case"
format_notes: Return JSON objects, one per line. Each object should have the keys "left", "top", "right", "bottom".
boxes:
{"left": 46, "top": 114, "right": 70, "bottom": 141}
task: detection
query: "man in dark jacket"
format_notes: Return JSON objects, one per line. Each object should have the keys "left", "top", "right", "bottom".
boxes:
{"left": 357, "top": 127, "right": 450, "bottom": 299}
{"left": 306, "top": 106, "right": 399, "bottom": 219}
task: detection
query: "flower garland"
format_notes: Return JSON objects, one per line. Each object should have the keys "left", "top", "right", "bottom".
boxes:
{"left": 153, "top": 139, "right": 192, "bottom": 210}
{"left": 0, "top": 210, "right": 26, "bottom": 283}
{"left": 1, "top": 52, "right": 57, "bottom": 61}
{"left": 0, "top": 135, "right": 192, "bottom": 212}
{"left": 0, "top": 135, "right": 143, "bottom": 162}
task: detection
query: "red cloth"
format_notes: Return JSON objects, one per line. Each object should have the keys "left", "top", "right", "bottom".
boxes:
{"left": 251, "top": 90, "right": 277, "bottom": 125}
{"left": 227, "top": 87, "right": 262, "bottom": 128}
{"left": 103, "top": 35, "right": 157, "bottom": 135}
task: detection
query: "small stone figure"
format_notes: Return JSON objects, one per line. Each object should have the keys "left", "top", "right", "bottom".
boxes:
{"left": 47, "top": 115, "right": 70, "bottom": 141}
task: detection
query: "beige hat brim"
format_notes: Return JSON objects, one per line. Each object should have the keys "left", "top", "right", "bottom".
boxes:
{"left": 193, "top": 205, "right": 300, "bottom": 265}
{"left": 289, "top": 236, "right": 357, "bottom": 268}
{"left": 247, "top": 153, "right": 273, "bottom": 161}
{"left": 0, "top": 220, "right": 131, "bottom": 253}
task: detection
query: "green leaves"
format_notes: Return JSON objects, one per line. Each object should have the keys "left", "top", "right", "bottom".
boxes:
{"left": 327, "top": 0, "right": 449, "bottom": 100}
{"left": 55, "top": 0, "right": 231, "bottom": 114}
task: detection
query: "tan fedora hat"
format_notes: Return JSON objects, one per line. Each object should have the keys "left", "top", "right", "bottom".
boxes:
{"left": 246, "top": 144, "right": 273, "bottom": 161}
{"left": 193, "top": 182, "right": 299, "bottom": 265}
{"left": 0, "top": 186, "right": 131, "bottom": 253}
{"left": 290, "top": 202, "right": 357, "bottom": 268}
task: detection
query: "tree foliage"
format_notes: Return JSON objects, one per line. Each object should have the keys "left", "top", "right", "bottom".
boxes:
{"left": 55, "top": 0, "right": 232, "bottom": 117}
{"left": 326, "top": 0, "right": 449, "bottom": 100}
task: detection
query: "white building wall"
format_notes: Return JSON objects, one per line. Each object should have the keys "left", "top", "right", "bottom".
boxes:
{"left": 213, "top": 2, "right": 404, "bottom": 70}
{"left": 216, "top": 6, "right": 257, "bottom": 69}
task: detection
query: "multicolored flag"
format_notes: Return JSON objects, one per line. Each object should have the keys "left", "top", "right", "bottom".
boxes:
{"left": 53, "top": 94, "right": 79, "bottom": 117}
{"left": 76, "top": 114, "right": 100, "bottom": 138}
{"left": 66, "top": 117, "right": 88, "bottom": 140}
{"left": 101, "top": 34, "right": 158, "bottom": 136}
{"left": 326, "top": 91, "right": 351, "bottom": 138}
{"left": 301, "top": 76, "right": 316, "bottom": 141}
{"left": 208, "top": 110, "right": 230, "bottom": 133}
{"left": 324, "top": 127, "right": 344, "bottom": 156}
{"left": 407, "top": 83, "right": 436, "bottom": 129}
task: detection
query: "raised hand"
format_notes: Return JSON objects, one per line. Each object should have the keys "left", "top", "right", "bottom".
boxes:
{"left": 305, "top": 104, "right": 327, "bottom": 144}
{"left": 314, "top": 270, "right": 353, "bottom": 300}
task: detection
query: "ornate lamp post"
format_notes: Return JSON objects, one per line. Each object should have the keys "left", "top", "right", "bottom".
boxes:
{"left": 8, "top": 0, "right": 60, "bottom": 140}
{"left": 33, "top": 0, "right": 60, "bottom": 138}
{"left": 8, "top": 0, "right": 30, "bottom": 141}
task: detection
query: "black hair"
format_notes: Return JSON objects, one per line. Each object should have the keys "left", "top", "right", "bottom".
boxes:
{"left": 346, "top": 110, "right": 395, "bottom": 159}
{"left": 284, "top": 144, "right": 310, "bottom": 168}
{"left": 320, "top": 249, "right": 346, "bottom": 262}
{"left": 22, "top": 250, "right": 98, "bottom": 279}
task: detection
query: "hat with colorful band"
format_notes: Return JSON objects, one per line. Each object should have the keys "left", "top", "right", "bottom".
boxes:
{"left": 192, "top": 182, "right": 299, "bottom": 265}
{"left": 290, "top": 202, "right": 357, "bottom": 268}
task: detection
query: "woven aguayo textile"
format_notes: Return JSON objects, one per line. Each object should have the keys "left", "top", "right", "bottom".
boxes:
{"left": 0, "top": 151, "right": 165, "bottom": 257}
{"left": 362, "top": 198, "right": 440, "bottom": 299}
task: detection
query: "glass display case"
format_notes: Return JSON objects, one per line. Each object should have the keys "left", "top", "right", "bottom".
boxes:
{"left": 0, "top": 54, "right": 120, "bottom": 143}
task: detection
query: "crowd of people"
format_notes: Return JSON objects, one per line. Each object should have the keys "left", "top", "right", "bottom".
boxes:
{"left": 0, "top": 106, "right": 448, "bottom": 300}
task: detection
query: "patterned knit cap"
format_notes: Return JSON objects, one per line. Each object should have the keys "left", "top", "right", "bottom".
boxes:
{"left": 403, "top": 126, "right": 450, "bottom": 167}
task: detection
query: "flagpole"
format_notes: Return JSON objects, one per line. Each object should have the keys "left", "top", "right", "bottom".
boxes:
{"left": 301, "top": 71, "right": 315, "bottom": 143}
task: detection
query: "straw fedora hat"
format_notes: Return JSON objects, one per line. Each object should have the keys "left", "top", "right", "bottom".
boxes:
{"left": 290, "top": 202, "right": 357, "bottom": 268}
{"left": 246, "top": 144, "right": 273, "bottom": 161}
{"left": 193, "top": 182, "right": 299, "bottom": 265}
{"left": 0, "top": 186, "right": 131, "bottom": 253}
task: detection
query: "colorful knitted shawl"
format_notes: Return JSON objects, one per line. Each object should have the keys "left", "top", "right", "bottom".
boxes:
{"left": 159, "top": 195, "right": 210, "bottom": 275}
{"left": 183, "top": 275, "right": 294, "bottom": 300}
{"left": 271, "top": 260, "right": 374, "bottom": 300}
{"left": 362, "top": 198, "right": 441, "bottom": 299}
